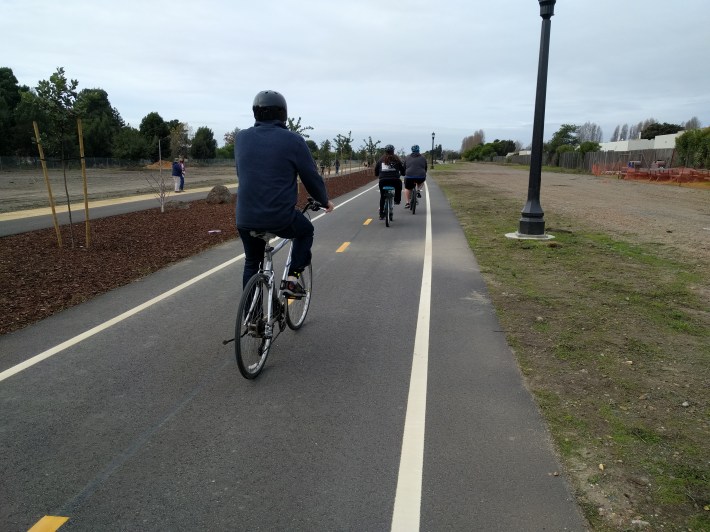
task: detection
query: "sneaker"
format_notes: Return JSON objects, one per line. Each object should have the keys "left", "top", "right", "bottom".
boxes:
{"left": 389, "top": 213, "right": 393, "bottom": 221}
{"left": 417, "top": 191, "right": 421, "bottom": 198}
{"left": 282, "top": 280, "right": 305, "bottom": 299}
{"left": 379, "top": 212, "right": 385, "bottom": 220}
{"left": 404, "top": 203, "right": 410, "bottom": 209}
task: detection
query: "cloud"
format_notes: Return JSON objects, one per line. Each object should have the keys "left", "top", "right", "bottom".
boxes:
{"left": 2, "top": 0, "right": 709, "bottom": 151}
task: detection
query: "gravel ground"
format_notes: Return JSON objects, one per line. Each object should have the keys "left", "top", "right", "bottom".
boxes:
{"left": 444, "top": 163, "right": 710, "bottom": 264}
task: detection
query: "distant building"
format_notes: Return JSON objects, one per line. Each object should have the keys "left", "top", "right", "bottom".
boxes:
{"left": 599, "top": 132, "right": 683, "bottom": 152}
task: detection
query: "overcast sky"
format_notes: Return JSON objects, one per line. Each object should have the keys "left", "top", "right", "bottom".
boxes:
{"left": 3, "top": 0, "right": 709, "bottom": 152}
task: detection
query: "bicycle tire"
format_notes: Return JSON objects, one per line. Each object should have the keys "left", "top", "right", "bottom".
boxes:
{"left": 411, "top": 192, "right": 417, "bottom": 214}
{"left": 385, "top": 194, "right": 390, "bottom": 227}
{"left": 285, "top": 264, "right": 312, "bottom": 330}
{"left": 235, "top": 274, "right": 272, "bottom": 379}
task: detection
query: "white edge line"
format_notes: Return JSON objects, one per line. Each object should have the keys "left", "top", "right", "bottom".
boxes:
{"left": 1, "top": 181, "right": 379, "bottom": 383}
{"left": 391, "top": 182, "right": 432, "bottom": 531}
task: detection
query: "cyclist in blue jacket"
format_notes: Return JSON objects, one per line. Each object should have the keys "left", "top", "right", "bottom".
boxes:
{"left": 235, "top": 90, "right": 334, "bottom": 295}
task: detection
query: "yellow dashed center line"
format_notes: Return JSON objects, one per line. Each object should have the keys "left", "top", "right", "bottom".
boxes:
{"left": 364, "top": 218, "right": 372, "bottom": 225}
{"left": 29, "top": 516, "right": 69, "bottom": 531}
{"left": 336, "top": 242, "right": 350, "bottom": 253}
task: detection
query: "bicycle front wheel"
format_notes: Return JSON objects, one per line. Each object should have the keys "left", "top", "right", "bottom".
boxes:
{"left": 285, "top": 264, "right": 312, "bottom": 330}
{"left": 235, "top": 274, "right": 272, "bottom": 379}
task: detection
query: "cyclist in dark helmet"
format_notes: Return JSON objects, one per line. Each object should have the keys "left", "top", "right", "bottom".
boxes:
{"left": 403, "top": 144, "right": 427, "bottom": 208}
{"left": 374, "top": 144, "right": 404, "bottom": 219}
{"left": 235, "top": 89, "right": 334, "bottom": 295}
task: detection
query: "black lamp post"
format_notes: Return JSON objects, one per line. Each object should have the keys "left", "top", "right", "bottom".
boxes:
{"left": 517, "top": 0, "right": 556, "bottom": 237}
{"left": 431, "top": 132, "right": 435, "bottom": 167}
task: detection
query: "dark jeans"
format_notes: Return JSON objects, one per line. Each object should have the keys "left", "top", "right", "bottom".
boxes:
{"left": 238, "top": 211, "right": 314, "bottom": 288}
{"left": 379, "top": 178, "right": 402, "bottom": 213}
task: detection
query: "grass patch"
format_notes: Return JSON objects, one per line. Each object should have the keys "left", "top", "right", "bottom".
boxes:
{"left": 435, "top": 165, "right": 710, "bottom": 530}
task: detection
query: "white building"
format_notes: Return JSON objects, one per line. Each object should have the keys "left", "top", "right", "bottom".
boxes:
{"left": 599, "top": 132, "right": 683, "bottom": 152}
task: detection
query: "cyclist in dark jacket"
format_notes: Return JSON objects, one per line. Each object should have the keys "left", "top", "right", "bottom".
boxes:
{"left": 403, "top": 144, "right": 427, "bottom": 207}
{"left": 374, "top": 144, "right": 404, "bottom": 219}
{"left": 235, "top": 90, "right": 334, "bottom": 294}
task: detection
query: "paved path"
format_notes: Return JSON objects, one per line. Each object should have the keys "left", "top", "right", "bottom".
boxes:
{"left": 0, "top": 180, "right": 588, "bottom": 530}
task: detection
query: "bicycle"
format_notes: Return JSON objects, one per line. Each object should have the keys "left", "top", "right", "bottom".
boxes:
{"left": 409, "top": 184, "right": 418, "bottom": 214}
{"left": 381, "top": 186, "right": 395, "bottom": 227}
{"left": 230, "top": 198, "right": 322, "bottom": 379}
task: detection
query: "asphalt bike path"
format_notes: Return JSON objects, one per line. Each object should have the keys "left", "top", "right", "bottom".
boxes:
{"left": 0, "top": 180, "right": 587, "bottom": 530}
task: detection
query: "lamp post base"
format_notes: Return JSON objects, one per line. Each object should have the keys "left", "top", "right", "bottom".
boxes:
{"left": 505, "top": 231, "right": 555, "bottom": 240}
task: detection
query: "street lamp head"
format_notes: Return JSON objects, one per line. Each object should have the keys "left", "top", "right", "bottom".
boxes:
{"left": 538, "top": 0, "right": 555, "bottom": 18}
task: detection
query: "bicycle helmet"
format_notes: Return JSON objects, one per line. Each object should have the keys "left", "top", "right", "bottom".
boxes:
{"left": 252, "top": 90, "right": 288, "bottom": 122}
{"left": 384, "top": 144, "right": 395, "bottom": 154}
{"left": 411, "top": 145, "right": 420, "bottom": 153}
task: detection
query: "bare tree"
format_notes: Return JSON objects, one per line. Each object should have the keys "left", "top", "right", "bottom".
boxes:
{"left": 610, "top": 125, "right": 620, "bottom": 142}
{"left": 147, "top": 138, "right": 171, "bottom": 213}
{"left": 683, "top": 116, "right": 701, "bottom": 130}
{"left": 460, "top": 129, "right": 485, "bottom": 152}
{"left": 620, "top": 124, "right": 629, "bottom": 141}
{"left": 145, "top": 172, "right": 171, "bottom": 213}
{"left": 577, "top": 122, "right": 603, "bottom": 143}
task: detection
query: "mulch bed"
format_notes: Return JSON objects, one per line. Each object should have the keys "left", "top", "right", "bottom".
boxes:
{"left": 0, "top": 170, "right": 374, "bottom": 335}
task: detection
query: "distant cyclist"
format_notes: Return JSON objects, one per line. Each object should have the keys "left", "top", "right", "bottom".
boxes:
{"left": 403, "top": 144, "right": 427, "bottom": 208}
{"left": 234, "top": 89, "right": 334, "bottom": 294}
{"left": 374, "top": 144, "right": 404, "bottom": 219}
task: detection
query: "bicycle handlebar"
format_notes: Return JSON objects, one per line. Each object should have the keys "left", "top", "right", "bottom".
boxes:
{"left": 302, "top": 197, "right": 323, "bottom": 213}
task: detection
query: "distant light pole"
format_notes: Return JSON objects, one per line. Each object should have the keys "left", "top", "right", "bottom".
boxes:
{"left": 431, "top": 132, "right": 435, "bottom": 167}
{"left": 513, "top": 0, "right": 556, "bottom": 239}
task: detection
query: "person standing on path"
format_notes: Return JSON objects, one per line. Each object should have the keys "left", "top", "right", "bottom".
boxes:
{"left": 171, "top": 158, "right": 182, "bottom": 192}
{"left": 234, "top": 89, "right": 334, "bottom": 293}
{"left": 179, "top": 157, "right": 186, "bottom": 192}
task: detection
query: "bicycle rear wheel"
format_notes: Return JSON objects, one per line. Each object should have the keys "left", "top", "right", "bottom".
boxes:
{"left": 235, "top": 274, "right": 272, "bottom": 379}
{"left": 385, "top": 194, "right": 391, "bottom": 227}
{"left": 411, "top": 192, "right": 417, "bottom": 214}
{"left": 285, "top": 264, "right": 312, "bottom": 330}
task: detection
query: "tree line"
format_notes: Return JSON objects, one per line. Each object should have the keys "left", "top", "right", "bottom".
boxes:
{"left": 0, "top": 66, "right": 444, "bottom": 168}
{"left": 460, "top": 117, "right": 709, "bottom": 168}
{"left": 0, "top": 66, "right": 222, "bottom": 162}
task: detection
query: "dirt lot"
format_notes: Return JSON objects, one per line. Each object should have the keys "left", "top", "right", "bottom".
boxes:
{"left": 0, "top": 164, "right": 239, "bottom": 213}
{"left": 450, "top": 163, "right": 710, "bottom": 264}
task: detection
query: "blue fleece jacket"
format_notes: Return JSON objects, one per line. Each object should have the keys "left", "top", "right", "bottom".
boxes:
{"left": 234, "top": 120, "right": 329, "bottom": 230}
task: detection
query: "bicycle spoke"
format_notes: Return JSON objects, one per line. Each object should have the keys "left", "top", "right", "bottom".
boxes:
{"left": 235, "top": 275, "right": 272, "bottom": 379}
